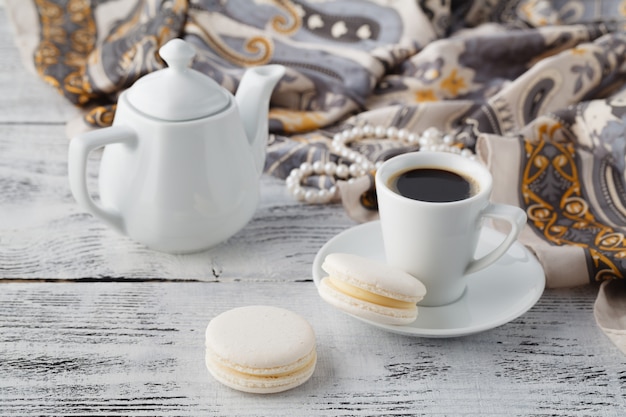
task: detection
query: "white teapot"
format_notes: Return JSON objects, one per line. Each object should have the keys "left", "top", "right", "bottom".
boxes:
{"left": 68, "top": 39, "right": 285, "bottom": 253}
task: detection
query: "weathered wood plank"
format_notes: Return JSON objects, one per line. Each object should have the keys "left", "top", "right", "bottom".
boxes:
{"left": 0, "top": 282, "right": 624, "bottom": 416}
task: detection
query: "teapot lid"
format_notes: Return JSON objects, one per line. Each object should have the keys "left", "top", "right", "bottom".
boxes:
{"left": 126, "top": 39, "right": 230, "bottom": 121}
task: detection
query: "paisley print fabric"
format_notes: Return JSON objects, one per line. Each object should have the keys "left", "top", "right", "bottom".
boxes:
{"left": 6, "top": 0, "right": 626, "bottom": 352}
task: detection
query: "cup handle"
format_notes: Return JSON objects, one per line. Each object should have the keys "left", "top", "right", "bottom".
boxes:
{"left": 464, "top": 203, "right": 527, "bottom": 275}
{"left": 68, "top": 126, "right": 137, "bottom": 234}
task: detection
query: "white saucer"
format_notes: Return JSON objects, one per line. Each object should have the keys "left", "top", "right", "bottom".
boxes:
{"left": 312, "top": 221, "right": 545, "bottom": 338}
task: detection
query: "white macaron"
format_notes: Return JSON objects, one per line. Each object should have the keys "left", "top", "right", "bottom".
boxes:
{"left": 205, "top": 305, "right": 317, "bottom": 394}
{"left": 318, "top": 253, "right": 426, "bottom": 325}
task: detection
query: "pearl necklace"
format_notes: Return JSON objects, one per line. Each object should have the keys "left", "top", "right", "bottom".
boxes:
{"left": 285, "top": 124, "right": 475, "bottom": 204}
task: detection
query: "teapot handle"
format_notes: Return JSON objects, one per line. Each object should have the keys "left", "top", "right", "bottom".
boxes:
{"left": 68, "top": 126, "right": 137, "bottom": 234}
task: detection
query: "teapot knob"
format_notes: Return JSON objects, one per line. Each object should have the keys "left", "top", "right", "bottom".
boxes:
{"left": 130, "top": 37, "right": 230, "bottom": 121}
{"left": 159, "top": 38, "right": 195, "bottom": 71}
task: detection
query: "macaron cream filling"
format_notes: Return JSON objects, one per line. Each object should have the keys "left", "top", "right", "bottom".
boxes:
{"left": 206, "top": 346, "right": 317, "bottom": 378}
{"left": 324, "top": 277, "right": 416, "bottom": 310}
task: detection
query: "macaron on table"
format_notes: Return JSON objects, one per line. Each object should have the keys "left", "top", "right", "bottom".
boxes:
{"left": 318, "top": 253, "right": 426, "bottom": 325}
{"left": 205, "top": 306, "right": 317, "bottom": 393}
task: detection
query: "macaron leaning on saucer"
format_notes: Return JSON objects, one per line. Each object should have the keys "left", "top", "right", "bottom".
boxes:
{"left": 205, "top": 305, "right": 317, "bottom": 394}
{"left": 318, "top": 253, "right": 426, "bottom": 325}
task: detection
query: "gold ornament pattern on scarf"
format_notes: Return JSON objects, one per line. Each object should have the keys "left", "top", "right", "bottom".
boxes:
{"left": 185, "top": 18, "right": 274, "bottom": 67}
{"left": 271, "top": 0, "right": 302, "bottom": 35}
{"left": 522, "top": 124, "right": 625, "bottom": 282}
{"left": 85, "top": 104, "right": 116, "bottom": 128}
{"left": 34, "top": 0, "right": 97, "bottom": 105}
{"left": 184, "top": 0, "right": 302, "bottom": 68}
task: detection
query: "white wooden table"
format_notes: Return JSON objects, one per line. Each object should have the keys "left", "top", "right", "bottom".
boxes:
{"left": 1, "top": 4, "right": 625, "bottom": 415}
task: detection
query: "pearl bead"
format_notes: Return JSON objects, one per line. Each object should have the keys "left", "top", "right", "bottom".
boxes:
{"left": 318, "top": 189, "right": 331, "bottom": 203}
{"left": 419, "top": 136, "right": 432, "bottom": 146}
{"left": 407, "top": 133, "right": 418, "bottom": 144}
{"left": 349, "top": 164, "right": 360, "bottom": 177}
{"left": 461, "top": 149, "right": 473, "bottom": 157}
{"left": 304, "top": 189, "right": 317, "bottom": 203}
{"left": 290, "top": 168, "right": 302, "bottom": 178}
{"left": 386, "top": 126, "right": 398, "bottom": 140}
{"left": 324, "top": 161, "right": 337, "bottom": 175}
{"left": 397, "top": 129, "right": 409, "bottom": 141}
{"left": 294, "top": 187, "right": 306, "bottom": 201}
{"left": 336, "top": 164, "right": 349, "bottom": 179}
{"left": 443, "top": 134, "right": 454, "bottom": 145}
{"left": 423, "top": 127, "right": 442, "bottom": 140}
{"left": 374, "top": 125, "right": 386, "bottom": 137}
{"left": 300, "top": 162, "right": 313, "bottom": 175}
{"left": 312, "top": 160, "right": 324, "bottom": 175}
{"left": 286, "top": 182, "right": 299, "bottom": 193}
{"left": 375, "top": 161, "right": 384, "bottom": 169}
{"left": 350, "top": 127, "right": 363, "bottom": 139}
{"left": 333, "top": 133, "right": 344, "bottom": 143}
{"left": 363, "top": 125, "right": 374, "bottom": 137}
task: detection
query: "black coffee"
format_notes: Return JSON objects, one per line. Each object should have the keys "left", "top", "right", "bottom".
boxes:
{"left": 390, "top": 167, "right": 475, "bottom": 202}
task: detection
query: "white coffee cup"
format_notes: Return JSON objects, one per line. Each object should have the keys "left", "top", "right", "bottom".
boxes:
{"left": 375, "top": 151, "right": 527, "bottom": 307}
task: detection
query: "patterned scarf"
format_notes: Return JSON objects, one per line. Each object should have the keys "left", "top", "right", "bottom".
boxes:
{"left": 7, "top": 0, "right": 626, "bottom": 352}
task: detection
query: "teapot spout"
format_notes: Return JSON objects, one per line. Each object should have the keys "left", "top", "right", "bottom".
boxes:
{"left": 235, "top": 65, "right": 285, "bottom": 175}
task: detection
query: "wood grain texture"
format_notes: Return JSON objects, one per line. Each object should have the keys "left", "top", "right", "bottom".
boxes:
{"left": 1, "top": 282, "right": 625, "bottom": 416}
{"left": 1, "top": 3, "right": 625, "bottom": 416}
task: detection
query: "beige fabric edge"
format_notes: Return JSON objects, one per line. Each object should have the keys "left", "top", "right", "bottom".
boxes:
{"left": 594, "top": 280, "right": 626, "bottom": 355}
{"left": 4, "top": 0, "right": 39, "bottom": 74}
{"left": 477, "top": 133, "right": 590, "bottom": 288}
{"left": 338, "top": 175, "right": 379, "bottom": 224}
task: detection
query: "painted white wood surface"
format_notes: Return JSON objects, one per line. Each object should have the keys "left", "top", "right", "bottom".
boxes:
{"left": 1, "top": 282, "right": 625, "bottom": 416}
{"left": 1, "top": 4, "right": 625, "bottom": 416}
